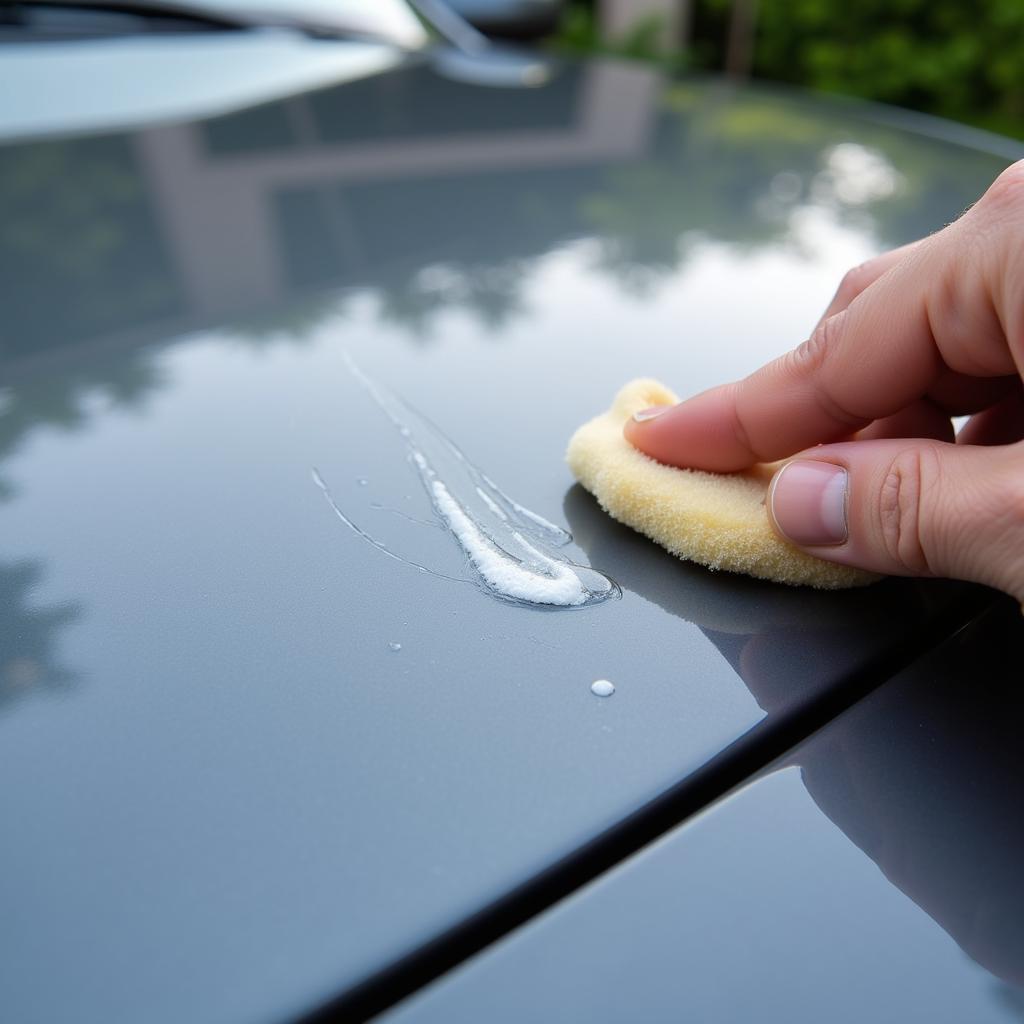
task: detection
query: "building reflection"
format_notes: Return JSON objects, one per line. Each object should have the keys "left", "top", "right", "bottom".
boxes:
{"left": 133, "top": 61, "right": 657, "bottom": 320}
{"left": 2, "top": 58, "right": 998, "bottom": 363}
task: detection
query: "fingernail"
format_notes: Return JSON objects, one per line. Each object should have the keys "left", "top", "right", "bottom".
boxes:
{"left": 769, "top": 461, "right": 848, "bottom": 546}
{"left": 632, "top": 406, "right": 670, "bottom": 423}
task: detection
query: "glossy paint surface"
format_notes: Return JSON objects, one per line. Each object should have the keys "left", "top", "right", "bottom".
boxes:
{"left": 0, "top": 44, "right": 1016, "bottom": 1022}
{"left": 386, "top": 600, "right": 1024, "bottom": 1022}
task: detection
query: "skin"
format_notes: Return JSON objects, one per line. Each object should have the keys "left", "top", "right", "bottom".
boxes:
{"left": 624, "top": 160, "right": 1024, "bottom": 603}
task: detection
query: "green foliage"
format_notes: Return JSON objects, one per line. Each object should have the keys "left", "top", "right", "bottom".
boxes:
{"left": 553, "top": 1, "right": 1024, "bottom": 140}
{"left": 749, "top": 0, "right": 1024, "bottom": 139}
{"left": 552, "top": 2, "right": 688, "bottom": 69}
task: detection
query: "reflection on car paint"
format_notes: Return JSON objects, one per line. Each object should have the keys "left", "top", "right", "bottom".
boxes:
{"left": 312, "top": 359, "right": 620, "bottom": 608}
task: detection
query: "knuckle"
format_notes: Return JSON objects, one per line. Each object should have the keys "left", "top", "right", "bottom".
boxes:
{"left": 876, "top": 448, "right": 938, "bottom": 575}
{"left": 785, "top": 312, "right": 866, "bottom": 432}
{"left": 725, "top": 382, "right": 757, "bottom": 460}
{"left": 790, "top": 311, "right": 845, "bottom": 376}
{"left": 836, "top": 261, "right": 875, "bottom": 302}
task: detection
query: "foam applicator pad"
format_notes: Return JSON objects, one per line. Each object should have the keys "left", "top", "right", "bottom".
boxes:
{"left": 567, "top": 380, "right": 878, "bottom": 589}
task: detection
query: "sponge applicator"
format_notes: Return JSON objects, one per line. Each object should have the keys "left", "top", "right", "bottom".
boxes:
{"left": 567, "top": 380, "right": 877, "bottom": 589}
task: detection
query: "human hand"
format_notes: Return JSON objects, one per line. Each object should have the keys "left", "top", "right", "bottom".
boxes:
{"left": 624, "top": 161, "right": 1024, "bottom": 602}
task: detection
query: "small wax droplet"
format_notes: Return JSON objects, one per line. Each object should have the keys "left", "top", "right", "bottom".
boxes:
{"left": 590, "top": 679, "right": 615, "bottom": 698}
{"left": 388, "top": 642, "right": 402, "bottom": 652}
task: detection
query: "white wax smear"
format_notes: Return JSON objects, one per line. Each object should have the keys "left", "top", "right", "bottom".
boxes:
{"left": 423, "top": 459, "right": 591, "bottom": 606}
{"left": 479, "top": 472, "right": 571, "bottom": 546}
{"left": 313, "top": 359, "right": 620, "bottom": 609}
{"left": 590, "top": 679, "right": 616, "bottom": 697}
{"left": 475, "top": 487, "right": 509, "bottom": 520}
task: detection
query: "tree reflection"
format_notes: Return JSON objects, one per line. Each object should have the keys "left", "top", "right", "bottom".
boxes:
{"left": 0, "top": 68, "right": 1010, "bottom": 702}
{"left": 0, "top": 356, "right": 164, "bottom": 503}
{"left": 373, "top": 261, "right": 531, "bottom": 340}
{"left": 0, "top": 561, "right": 79, "bottom": 711}
{"left": 225, "top": 292, "right": 345, "bottom": 346}
{"left": 0, "top": 134, "right": 181, "bottom": 357}
{"left": 1, "top": 66, "right": 1007, "bottom": 382}
{"left": 0, "top": 70, "right": 1007, "bottom": 717}
{"left": 0, "top": 131, "right": 176, "bottom": 500}
{"left": 577, "top": 83, "right": 1005, "bottom": 291}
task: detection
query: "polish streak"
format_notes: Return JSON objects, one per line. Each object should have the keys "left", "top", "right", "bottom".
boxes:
{"left": 413, "top": 452, "right": 606, "bottom": 607}
{"left": 317, "top": 357, "right": 620, "bottom": 609}
{"left": 311, "top": 467, "right": 469, "bottom": 584}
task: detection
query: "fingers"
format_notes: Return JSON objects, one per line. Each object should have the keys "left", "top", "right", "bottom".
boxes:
{"left": 957, "top": 385, "right": 1024, "bottom": 446}
{"left": 767, "top": 439, "right": 1024, "bottom": 603}
{"left": 853, "top": 399, "right": 954, "bottom": 443}
{"left": 841, "top": 377, "right": 1019, "bottom": 441}
{"left": 814, "top": 240, "right": 923, "bottom": 328}
{"left": 925, "top": 369, "right": 1019, "bottom": 417}
{"left": 625, "top": 161, "right": 1024, "bottom": 472}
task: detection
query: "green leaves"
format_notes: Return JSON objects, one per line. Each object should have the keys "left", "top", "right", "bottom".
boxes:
{"left": 553, "top": 0, "right": 1024, "bottom": 140}
{"left": 751, "top": 0, "right": 1024, "bottom": 139}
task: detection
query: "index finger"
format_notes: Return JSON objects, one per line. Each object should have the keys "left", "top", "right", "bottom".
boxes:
{"left": 624, "top": 192, "right": 1018, "bottom": 472}
{"left": 815, "top": 239, "right": 923, "bottom": 329}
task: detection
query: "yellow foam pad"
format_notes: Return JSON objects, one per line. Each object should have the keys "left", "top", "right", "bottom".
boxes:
{"left": 567, "top": 379, "right": 878, "bottom": 589}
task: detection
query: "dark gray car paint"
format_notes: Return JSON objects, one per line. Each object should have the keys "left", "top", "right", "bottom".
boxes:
{"left": 384, "top": 598, "right": 1024, "bottom": 1022}
{"left": 0, "top": 49, "right": 1016, "bottom": 1022}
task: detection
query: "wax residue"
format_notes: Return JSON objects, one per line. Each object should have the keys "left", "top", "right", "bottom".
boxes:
{"left": 590, "top": 679, "right": 616, "bottom": 697}
{"left": 417, "top": 453, "right": 597, "bottom": 607}
{"left": 313, "top": 359, "right": 619, "bottom": 609}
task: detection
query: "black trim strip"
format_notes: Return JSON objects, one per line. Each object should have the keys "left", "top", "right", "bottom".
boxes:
{"left": 305, "top": 587, "right": 997, "bottom": 1023}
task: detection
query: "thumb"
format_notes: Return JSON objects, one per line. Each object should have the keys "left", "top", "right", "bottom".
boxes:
{"left": 767, "top": 439, "right": 1024, "bottom": 602}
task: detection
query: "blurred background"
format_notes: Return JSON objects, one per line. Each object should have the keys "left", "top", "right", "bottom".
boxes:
{"left": 460, "top": 0, "right": 1024, "bottom": 141}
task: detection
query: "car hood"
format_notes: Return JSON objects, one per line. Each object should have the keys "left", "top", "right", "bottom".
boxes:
{"left": 0, "top": 51, "right": 1016, "bottom": 1022}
